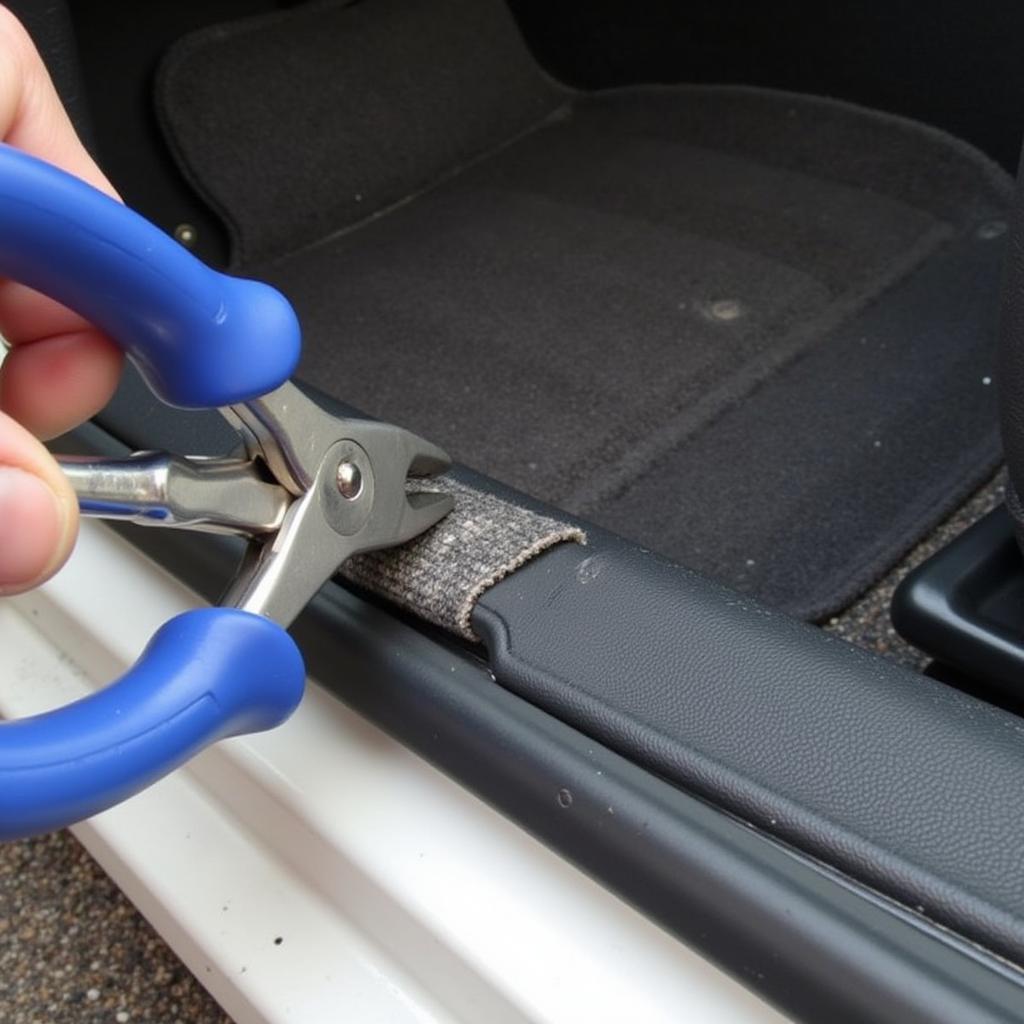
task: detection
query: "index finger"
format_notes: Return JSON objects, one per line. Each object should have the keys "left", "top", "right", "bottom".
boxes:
{"left": 0, "top": 6, "right": 123, "bottom": 439}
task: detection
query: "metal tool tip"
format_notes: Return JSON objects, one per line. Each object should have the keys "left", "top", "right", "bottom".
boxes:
{"left": 395, "top": 490, "right": 455, "bottom": 545}
{"left": 406, "top": 439, "right": 452, "bottom": 479}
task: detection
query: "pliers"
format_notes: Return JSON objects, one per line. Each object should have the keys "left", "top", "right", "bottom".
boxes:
{"left": 0, "top": 144, "right": 453, "bottom": 840}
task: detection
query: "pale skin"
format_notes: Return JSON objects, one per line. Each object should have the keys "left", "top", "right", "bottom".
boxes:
{"left": 0, "top": 7, "right": 122, "bottom": 594}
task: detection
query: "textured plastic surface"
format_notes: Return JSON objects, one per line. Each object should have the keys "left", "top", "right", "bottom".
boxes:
{"left": 0, "top": 608, "right": 304, "bottom": 840}
{"left": 473, "top": 525, "right": 1024, "bottom": 968}
{"left": 0, "top": 143, "right": 300, "bottom": 407}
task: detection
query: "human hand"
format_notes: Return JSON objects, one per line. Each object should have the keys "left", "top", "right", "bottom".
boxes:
{"left": 0, "top": 7, "right": 122, "bottom": 594}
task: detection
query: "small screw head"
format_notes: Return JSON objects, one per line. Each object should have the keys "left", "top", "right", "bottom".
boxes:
{"left": 336, "top": 460, "right": 363, "bottom": 500}
{"left": 174, "top": 223, "right": 198, "bottom": 247}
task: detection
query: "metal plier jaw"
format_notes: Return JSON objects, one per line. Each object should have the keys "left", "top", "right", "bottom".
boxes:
{"left": 60, "top": 382, "right": 452, "bottom": 627}
{"left": 0, "top": 144, "right": 452, "bottom": 840}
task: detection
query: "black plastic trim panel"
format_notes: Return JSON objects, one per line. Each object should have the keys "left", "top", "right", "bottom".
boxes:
{"left": 475, "top": 539, "right": 1024, "bottom": 966}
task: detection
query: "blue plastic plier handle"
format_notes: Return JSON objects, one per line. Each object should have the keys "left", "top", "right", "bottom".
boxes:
{"left": 0, "top": 144, "right": 304, "bottom": 840}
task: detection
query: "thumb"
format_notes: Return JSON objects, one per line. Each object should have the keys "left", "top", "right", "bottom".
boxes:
{"left": 0, "top": 408, "right": 76, "bottom": 595}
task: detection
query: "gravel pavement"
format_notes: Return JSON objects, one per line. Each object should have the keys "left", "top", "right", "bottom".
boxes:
{"left": 0, "top": 832, "right": 230, "bottom": 1024}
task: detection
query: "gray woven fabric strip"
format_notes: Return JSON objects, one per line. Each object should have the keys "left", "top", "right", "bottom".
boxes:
{"left": 343, "top": 476, "right": 586, "bottom": 641}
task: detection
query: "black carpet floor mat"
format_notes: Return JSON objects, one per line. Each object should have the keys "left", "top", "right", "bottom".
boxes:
{"left": 157, "top": 0, "right": 1012, "bottom": 618}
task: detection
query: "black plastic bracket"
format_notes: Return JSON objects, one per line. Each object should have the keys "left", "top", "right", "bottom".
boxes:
{"left": 893, "top": 504, "right": 1024, "bottom": 698}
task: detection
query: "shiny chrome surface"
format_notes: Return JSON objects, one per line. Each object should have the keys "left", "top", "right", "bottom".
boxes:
{"left": 58, "top": 452, "right": 288, "bottom": 535}
{"left": 60, "top": 380, "right": 454, "bottom": 629}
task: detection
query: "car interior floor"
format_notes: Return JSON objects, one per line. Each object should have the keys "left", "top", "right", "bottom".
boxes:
{"left": 153, "top": 0, "right": 1014, "bottom": 627}
{"left": 55, "top": 0, "right": 1014, "bottom": 649}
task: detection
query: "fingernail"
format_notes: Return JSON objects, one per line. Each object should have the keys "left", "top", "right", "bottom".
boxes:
{"left": 0, "top": 467, "right": 66, "bottom": 591}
